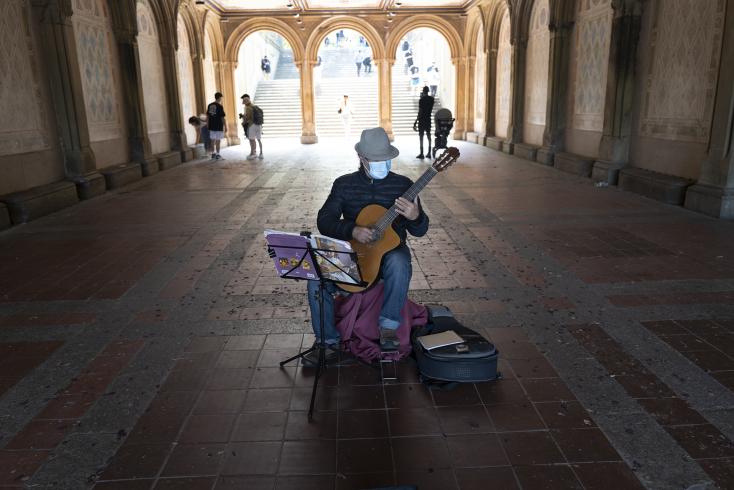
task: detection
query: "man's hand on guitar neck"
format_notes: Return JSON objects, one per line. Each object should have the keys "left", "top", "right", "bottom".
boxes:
{"left": 352, "top": 226, "right": 377, "bottom": 244}
{"left": 395, "top": 197, "right": 420, "bottom": 221}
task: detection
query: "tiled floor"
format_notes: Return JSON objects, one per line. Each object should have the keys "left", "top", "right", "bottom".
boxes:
{"left": 0, "top": 138, "right": 733, "bottom": 489}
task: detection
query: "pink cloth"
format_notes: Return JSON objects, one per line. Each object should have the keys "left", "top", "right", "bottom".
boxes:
{"left": 334, "top": 282, "right": 428, "bottom": 362}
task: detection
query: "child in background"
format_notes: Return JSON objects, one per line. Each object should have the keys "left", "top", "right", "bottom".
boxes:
{"left": 188, "top": 115, "right": 212, "bottom": 156}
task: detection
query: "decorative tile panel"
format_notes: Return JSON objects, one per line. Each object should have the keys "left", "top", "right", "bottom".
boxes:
{"left": 495, "top": 10, "right": 511, "bottom": 139}
{"left": 524, "top": 0, "right": 549, "bottom": 133}
{"left": 639, "top": 0, "right": 725, "bottom": 143}
{"left": 72, "top": 0, "right": 124, "bottom": 142}
{"left": 177, "top": 15, "right": 197, "bottom": 145}
{"left": 0, "top": 0, "right": 51, "bottom": 156}
{"left": 572, "top": 0, "right": 612, "bottom": 131}
{"left": 137, "top": 0, "right": 170, "bottom": 145}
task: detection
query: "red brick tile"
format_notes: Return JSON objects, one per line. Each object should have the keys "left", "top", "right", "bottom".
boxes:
{"left": 214, "top": 476, "right": 275, "bottom": 490}
{"left": 514, "top": 464, "right": 583, "bottom": 490}
{"left": 551, "top": 428, "right": 622, "bottom": 463}
{"left": 160, "top": 444, "right": 225, "bottom": 477}
{"left": 276, "top": 475, "right": 335, "bottom": 490}
{"left": 335, "top": 473, "right": 393, "bottom": 490}
{"left": 99, "top": 443, "right": 171, "bottom": 480}
{"left": 285, "top": 410, "right": 337, "bottom": 440}
{"left": 534, "top": 401, "right": 596, "bottom": 429}
{"left": 231, "top": 412, "right": 287, "bottom": 441}
{"left": 179, "top": 414, "right": 236, "bottom": 444}
{"left": 193, "top": 390, "right": 247, "bottom": 414}
{"left": 392, "top": 436, "right": 451, "bottom": 471}
{"left": 637, "top": 397, "right": 707, "bottom": 426}
{"left": 279, "top": 440, "right": 336, "bottom": 474}
{"left": 431, "top": 383, "right": 481, "bottom": 406}
{"left": 0, "top": 450, "right": 49, "bottom": 485}
{"left": 94, "top": 480, "right": 154, "bottom": 489}
{"left": 248, "top": 367, "right": 296, "bottom": 389}
{"left": 5, "top": 419, "right": 75, "bottom": 450}
{"left": 0, "top": 312, "right": 95, "bottom": 328}
{"left": 395, "top": 469, "right": 458, "bottom": 490}
{"left": 387, "top": 407, "right": 441, "bottom": 437}
{"left": 384, "top": 383, "right": 433, "bottom": 409}
{"left": 446, "top": 433, "right": 508, "bottom": 467}
{"left": 665, "top": 424, "right": 734, "bottom": 459}
{"left": 154, "top": 477, "right": 216, "bottom": 489}
{"left": 500, "top": 431, "right": 565, "bottom": 465}
{"left": 338, "top": 409, "right": 388, "bottom": 439}
{"left": 486, "top": 402, "right": 545, "bottom": 431}
{"left": 698, "top": 458, "right": 734, "bottom": 490}
{"left": 454, "top": 467, "right": 518, "bottom": 490}
{"left": 572, "top": 462, "right": 645, "bottom": 490}
{"left": 521, "top": 378, "right": 576, "bottom": 402}
{"left": 436, "top": 405, "right": 494, "bottom": 434}
{"left": 508, "top": 357, "right": 558, "bottom": 379}
{"left": 337, "top": 438, "right": 392, "bottom": 473}
{"left": 220, "top": 441, "right": 281, "bottom": 475}
{"left": 36, "top": 393, "right": 97, "bottom": 420}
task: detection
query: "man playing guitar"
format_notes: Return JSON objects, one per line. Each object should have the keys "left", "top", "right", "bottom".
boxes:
{"left": 302, "top": 127, "right": 429, "bottom": 366}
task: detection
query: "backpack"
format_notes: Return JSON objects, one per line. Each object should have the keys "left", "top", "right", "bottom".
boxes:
{"left": 252, "top": 105, "right": 264, "bottom": 125}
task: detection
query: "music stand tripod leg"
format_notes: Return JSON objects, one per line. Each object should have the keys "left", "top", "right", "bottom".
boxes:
{"left": 307, "top": 278, "right": 328, "bottom": 420}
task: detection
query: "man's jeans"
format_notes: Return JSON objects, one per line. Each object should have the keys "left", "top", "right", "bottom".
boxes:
{"left": 307, "top": 245, "right": 412, "bottom": 345}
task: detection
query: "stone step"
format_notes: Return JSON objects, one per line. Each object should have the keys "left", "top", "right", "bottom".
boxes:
{"left": 0, "top": 202, "right": 10, "bottom": 231}
{"left": 100, "top": 162, "right": 143, "bottom": 189}
{"left": 619, "top": 167, "right": 694, "bottom": 206}
{"left": 0, "top": 180, "right": 79, "bottom": 225}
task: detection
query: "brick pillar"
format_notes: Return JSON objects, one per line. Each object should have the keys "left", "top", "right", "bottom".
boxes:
{"left": 299, "top": 60, "right": 317, "bottom": 144}
{"left": 34, "top": 0, "right": 96, "bottom": 178}
{"left": 109, "top": 0, "right": 156, "bottom": 169}
{"left": 376, "top": 58, "right": 394, "bottom": 140}
{"left": 539, "top": 17, "right": 573, "bottom": 163}
{"left": 685, "top": 1, "right": 734, "bottom": 219}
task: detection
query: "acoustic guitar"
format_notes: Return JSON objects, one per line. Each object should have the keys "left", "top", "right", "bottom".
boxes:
{"left": 338, "top": 147, "right": 460, "bottom": 294}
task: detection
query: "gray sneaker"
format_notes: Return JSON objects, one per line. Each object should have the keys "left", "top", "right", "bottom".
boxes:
{"left": 302, "top": 342, "right": 340, "bottom": 367}
{"left": 379, "top": 327, "right": 400, "bottom": 352}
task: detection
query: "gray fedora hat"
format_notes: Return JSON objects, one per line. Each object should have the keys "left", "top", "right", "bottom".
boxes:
{"left": 354, "top": 127, "right": 399, "bottom": 161}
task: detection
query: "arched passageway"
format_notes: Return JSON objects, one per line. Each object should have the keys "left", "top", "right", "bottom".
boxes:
{"left": 313, "top": 28, "right": 379, "bottom": 138}
{"left": 234, "top": 31, "right": 302, "bottom": 139}
{"left": 390, "top": 27, "right": 454, "bottom": 136}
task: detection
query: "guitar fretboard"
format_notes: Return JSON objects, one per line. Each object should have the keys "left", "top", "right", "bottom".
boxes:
{"left": 373, "top": 167, "right": 438, "bottom": 234}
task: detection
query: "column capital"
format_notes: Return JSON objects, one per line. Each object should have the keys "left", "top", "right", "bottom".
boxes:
{"left": 34, "top": 0, "right": 73, "bottom": 25}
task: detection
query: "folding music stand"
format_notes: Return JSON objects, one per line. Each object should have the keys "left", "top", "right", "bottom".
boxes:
{"left": 267, "top": 231, "right": 366, "bottom": 420}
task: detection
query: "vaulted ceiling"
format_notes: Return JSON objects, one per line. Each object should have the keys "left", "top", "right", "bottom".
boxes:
{"left": 209, "top": 0, "right": 471, "bottom": 12}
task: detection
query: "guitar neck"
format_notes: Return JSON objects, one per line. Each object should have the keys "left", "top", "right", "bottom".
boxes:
{"left": 374, "top": 167, "right": 438, "bottom": 233}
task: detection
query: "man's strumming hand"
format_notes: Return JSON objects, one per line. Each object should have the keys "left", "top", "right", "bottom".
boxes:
{"left": 352, "top": 226, "right": 376, "bottom": 244}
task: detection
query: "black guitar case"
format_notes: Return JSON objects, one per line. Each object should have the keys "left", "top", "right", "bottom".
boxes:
{"left": 411, "top": 305, "right": 500, "bottom": 385}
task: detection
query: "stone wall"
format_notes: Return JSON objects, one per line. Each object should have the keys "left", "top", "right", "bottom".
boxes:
{"left": 473, "top": 23, "right": 486, "bottom": 134}
{"left": 72, "top": 0, "right": 129, "bottom": 168}
{"left": 563, "top": 0, "right": 612, "bottom": 158}
{"left": 629, "top": 0, "right": 725, "bottom": 180}
{"left": 494, "top": 9, "right": 511, "bottom": 139}
{"left": 203, "top": 30, "right": 218, "bottom": 103}
{"left": 137, "top": 0, "right": 170, "bottom": 155}
{"left": 177, "top": 14, "right": 198, "bottom": 145}
{"left": 0, "top": 0, "right": 63, "bottom": 195}
{"left": 522, "top": 0, "right": 549, "bottom": 147}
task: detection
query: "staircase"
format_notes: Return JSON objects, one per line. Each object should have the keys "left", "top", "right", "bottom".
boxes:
{"left": 248, "top": 46, "right": 443, "bottom": 138}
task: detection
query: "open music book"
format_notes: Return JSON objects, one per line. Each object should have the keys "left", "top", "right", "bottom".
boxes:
{"left": 264, "top": 229, "right": 362, "bottom": 285}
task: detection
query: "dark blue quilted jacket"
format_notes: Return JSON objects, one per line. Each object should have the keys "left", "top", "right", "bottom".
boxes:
{"left": 317, "top": 169, "right": 429, "bottom": 243}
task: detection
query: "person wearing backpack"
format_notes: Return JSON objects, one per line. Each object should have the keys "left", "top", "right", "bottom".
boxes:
{"left": 241, "top": 94, "right": 263, "bottom": 160}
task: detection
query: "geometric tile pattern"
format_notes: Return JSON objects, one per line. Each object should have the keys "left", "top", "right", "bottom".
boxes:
{"left": 495, "top": 9, "right": 511, "bottom": 139}
{"left": 72, "top": 0, "right": 124, "bottom": 142}
{"left": 137, "top": 0, "right": 170, "bottom": 149}
{"left": 0, "top": 0, "right": 50, "bottom": 156}
{"left": 572, "top": 0, "right": 612, "bottom": 132}
{"left": 639, "top": 0, "right": 725, "bottom": 143}
{"left": 523, "top": 0, "right": 549, "bottom": 138}
{"left": 177, "top": 15, "right": 197, "bottom": 145}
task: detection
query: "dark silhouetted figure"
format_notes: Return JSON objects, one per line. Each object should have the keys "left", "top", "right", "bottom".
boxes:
{"left": 413, "top": 86, "right": 434, "bottom": 159}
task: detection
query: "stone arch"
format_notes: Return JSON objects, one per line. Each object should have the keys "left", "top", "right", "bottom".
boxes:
{"left": 225, "top": 18, "right": 304, "bottom": 64}
{"left": 138, "top": 0, "right": 174, "bottom": 47}
{"left": 175, "top": 0, "right": 202, "bottom": 57}
{"left": 202, "top": 11, "right": 225, "bottom": 62}
{"left": 385, "top": 15, "right": 463, "bottom": 62}
{"left": 464, "top": 9, "right": 485, "bottom": 58}
{"left": 305, "top": 16, "right": 385, "bottom": 63}
{"left": 176, "top": 12, "right": 198, "bottom": 144}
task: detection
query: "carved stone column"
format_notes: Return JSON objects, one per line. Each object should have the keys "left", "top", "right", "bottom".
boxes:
{"left": 452, "top": 57, "right": 467, "bottom": 140}
{"left": 685, "top": 0, "right": 734, "bottom": 219}
{"left": 505, "top": 37, "right": 527, "bottom": 152}
{"left": 376, "top": 58, "right": 394, "bottom": 140}
{"left": 109, "top": 0, "right": 156, "bottom": 170}
{"left": 160, "top": 40, "right": 187, "bottom": 152}
{"left": 220, "top": 61, "right": 241, "bottom": 146}
{"left": 299, "top": 60, "right": 317, "bottom": 144}
{"left": 484, "top": 49, "right": 497, "bottom": 140}
{"left": 192, "top": 52, "right": 207, "bottom": 114}
{"left": 34, "top": 0, "right": 96, "bottom": 178}
{"left": 465, "top": 56, "right": 477, "bottom": 136}
{"left": 539, "top": 19, "right": 573, "bottom": 164}
{"left": 597, "top": 0, "right": 642, "bottom": 164}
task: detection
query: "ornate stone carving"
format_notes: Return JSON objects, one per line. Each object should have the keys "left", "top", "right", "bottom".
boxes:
{"left": 573, "top": 0, "right": 612, "bottom": 131}
{"left": 495, "top": 9, "right": 511, "bottom": 139}
{"left": 137, "top": 0, "right": 169, "bottom": 150}
{"left": 524, "top": 0, "right": 549, "bottom": 132}
{"left": 0, "top": 0, "right": 51, "bottom": 156}
{"left": 72, "top": 0, "right": 124, "bottom": 142}
{"left": 639, "top": 0, "right": 725, "bottom": 143}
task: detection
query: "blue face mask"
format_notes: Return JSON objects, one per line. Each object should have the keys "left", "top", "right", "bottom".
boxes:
{"left": 367, "top": 160, "right": 391, "bottom": 180}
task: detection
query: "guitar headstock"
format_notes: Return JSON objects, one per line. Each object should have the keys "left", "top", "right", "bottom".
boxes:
{"left": 432, "top": 147, "right": 460, "bottom": 172}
